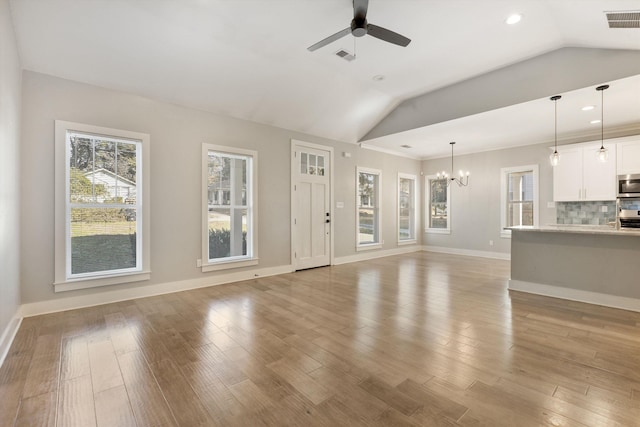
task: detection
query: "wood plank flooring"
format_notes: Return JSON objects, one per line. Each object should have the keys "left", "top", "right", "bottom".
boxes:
{"left": 2, "top": 252, "right": 640, "bottom": 426}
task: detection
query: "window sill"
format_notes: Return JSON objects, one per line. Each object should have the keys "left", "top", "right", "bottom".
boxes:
{"left": 356, "top": 243, "right": 382, "bottom": 252}
{"left": 397, "top": 239, "right": 417, "bottom": 246}
{"left": 201, "top": 258, "right": 259, "bottom": 272}
{"left": 54, "top": 271, "right": 151, "bottom": 293}
{"left": 425, "top": 229, "right": 451, "bottom": 235}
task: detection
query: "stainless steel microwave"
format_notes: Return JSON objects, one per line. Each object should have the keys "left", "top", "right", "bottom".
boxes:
{"left": 618, "top": 174, "right": 640, "bottom": 198}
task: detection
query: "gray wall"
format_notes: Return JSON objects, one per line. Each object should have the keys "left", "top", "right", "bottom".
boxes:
{"left": 0, "top": 0, "right": 22, "bottom": 341}
{"left": 20, "top": 71, "right": 421, "bottom": 304}
{"left": 422, "top": 143, "right": 557, "bottom": 255}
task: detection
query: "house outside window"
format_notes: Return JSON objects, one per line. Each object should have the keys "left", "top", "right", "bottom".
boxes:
{"left": 501, "top": 165, "right": 539, "bottom": 238}
{"left": 425, "top": 175, "right": 450, "bottom": 234}
{"left": 357, "top": 167, "right": 382, "bottom": 249}
{"left": 54, "top": 121, "right": 150, "bottom": 292}
{"left": 202, "top": 144, "right": 258, "bottom": 271}
{"left": 398, "top": 173, "right": 417, "bottom": 243}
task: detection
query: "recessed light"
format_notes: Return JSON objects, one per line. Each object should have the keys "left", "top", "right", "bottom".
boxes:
{"left": 372, "top": 75, "right": 385, "bottom": 81}
{"left": 590, "top": 119, "right": 601, "bottom": 124}
{"left": 506, "top": 14, "right": 522, "bottom": 25}
{"left": 582, "top": 105, "right": 595, "bottom": 111}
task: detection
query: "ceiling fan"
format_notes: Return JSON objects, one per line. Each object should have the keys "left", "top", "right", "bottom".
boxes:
{"left": 307, "top": 0, "right": 411, "bottom": 52}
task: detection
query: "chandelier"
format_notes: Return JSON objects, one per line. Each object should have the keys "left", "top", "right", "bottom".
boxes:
{"left": 436, "top": 142, "right": 469, "bottom": 187}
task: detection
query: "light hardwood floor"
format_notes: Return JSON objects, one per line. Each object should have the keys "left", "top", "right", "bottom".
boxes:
{"left": 2, "top": 252, "right": 640, "bottom": 426}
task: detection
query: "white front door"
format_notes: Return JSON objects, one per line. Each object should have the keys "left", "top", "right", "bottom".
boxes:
{"left": 292, "top": 141, "right": 332, "bottom": 270}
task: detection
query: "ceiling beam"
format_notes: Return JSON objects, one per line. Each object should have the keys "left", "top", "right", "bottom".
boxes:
{"left": 360, "top": 47, "right": 640, "bottom": 142}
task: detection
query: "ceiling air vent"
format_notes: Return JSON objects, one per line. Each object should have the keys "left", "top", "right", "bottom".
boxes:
{"left": 335, "top": 49, "right": 356, "bottom": 62}
{"left": 605, "top": 11, "right": 640, "bottom": 28}
{"left": 400, "top": 145, "right": 412, "bottom": 149}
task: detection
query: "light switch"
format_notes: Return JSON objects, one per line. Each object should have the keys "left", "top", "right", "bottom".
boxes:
{"left": 601, "top": 205, "right": 608, "bottom": 213}
{"left": 547, "top": 202, "right": 555, "bottom": 208}
{"left": 336, "top": 201, "right": 344, "bottom": 208}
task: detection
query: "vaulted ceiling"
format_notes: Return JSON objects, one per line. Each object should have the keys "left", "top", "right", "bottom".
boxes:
{"left": 9, "top": 0, "right": 640, "bottom": 158}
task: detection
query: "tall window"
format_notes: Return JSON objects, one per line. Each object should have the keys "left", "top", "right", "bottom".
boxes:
{"left": 425, "top": 175, "right": 450, "bottom": 234}
{"left": 54, "top": 121, "right": 150, "bottom": 292}
{"left": 357, "top": 167, "right": 382, "bottom": 249}
{"left": 398, "top": 173, "right": 417, "bottom": 242}
{"left": 501, "top": 165, "right": 539, "bottom": 237}
{"left": 202, "top": 144, "right": 257, "bottom": 270}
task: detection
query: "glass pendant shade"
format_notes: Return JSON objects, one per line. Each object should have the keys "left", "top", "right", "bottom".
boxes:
{"left": 550, "top": 150, "right": 560, "bottom": 166}
{"left": 598, "top": 146, "right": 608, "bottom": 162}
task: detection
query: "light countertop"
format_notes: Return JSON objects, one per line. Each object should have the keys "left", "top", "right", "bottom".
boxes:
{"left": 507, "top": 224, "right": 640, "bottom": 237}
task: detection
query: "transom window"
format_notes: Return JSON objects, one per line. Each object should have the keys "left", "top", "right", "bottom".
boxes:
{"left": 202, "top": 144, "right": 258, "bottom": 270}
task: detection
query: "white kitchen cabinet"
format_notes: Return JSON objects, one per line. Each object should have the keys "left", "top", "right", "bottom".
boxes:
{"left": 553, "top": 143, "right": 616, "bottom": 201}
{"left": 617, "top": 138, "right": 640, "bottom": 175}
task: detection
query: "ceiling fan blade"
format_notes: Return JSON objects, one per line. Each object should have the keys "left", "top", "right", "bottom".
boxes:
{"left": 353, "top": 0, "right": 369, "bottom": 20}
{"left": 307, "top": 27, "right": 351, "bottom": 51}
{"left": 367, "top": 24, "right": 411, "bottom": 47}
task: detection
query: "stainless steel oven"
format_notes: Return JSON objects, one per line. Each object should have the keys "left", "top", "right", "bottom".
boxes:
{"left": 617, "top": 174, "right": 640, "bottom": 198}
{"left": 619, "top": 209, "right": 640, "bottom": 228}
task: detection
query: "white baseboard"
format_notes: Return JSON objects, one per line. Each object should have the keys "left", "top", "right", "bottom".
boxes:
{"left": 333, "top": 245, "right": 422, "bottom": 265}
{"left": 423, "top": 245, "right": 510, "bottom": 261}
{"left": 0, "top": 314, "right": 22, "bottom": 368}
{"left": 20, "top": 264, "right": 293, "bottom": 318}
{"left": 509, "top": 279, "right": 640, "bottom": 313}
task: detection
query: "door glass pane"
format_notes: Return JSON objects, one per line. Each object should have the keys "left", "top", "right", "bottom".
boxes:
{"left": 317, "top": 155, "right": 325, "bottom": 176}
{"left": 309, "top": 154, "right": 316, "bottom": 175}
{"left": 300, "top": 152, "right": 308, "bottom": 174}
{"left": 70, "top": 207, "right": 137, "bottom": 274}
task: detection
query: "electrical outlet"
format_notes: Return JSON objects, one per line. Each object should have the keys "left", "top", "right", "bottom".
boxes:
{"left": 547, "top": 201, "right": 555, "bottom": 208}
{"left": 489, "top": 240, "right": 494, "bottom": 246}
{"left": 601, "top": 205, "right": 608, "bottom": 213}
{"left": 196, "top": 259, "right": 202, "bottom": 267}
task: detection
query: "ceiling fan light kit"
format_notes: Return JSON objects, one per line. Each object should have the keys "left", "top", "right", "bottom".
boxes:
{"left": 307, "top": 0, "right": 411, "bottom": 52}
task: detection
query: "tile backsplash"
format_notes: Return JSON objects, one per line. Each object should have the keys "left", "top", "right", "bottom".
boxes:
{"left": 556, "top": 201, "right": 617, "bottom": 225}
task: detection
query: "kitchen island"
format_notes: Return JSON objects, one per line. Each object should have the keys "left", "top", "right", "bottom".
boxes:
{"left": 508, "top": 225, "right": 640, "bottom": 312}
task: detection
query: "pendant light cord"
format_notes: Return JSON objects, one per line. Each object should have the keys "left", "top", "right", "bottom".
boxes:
{"left": 600, "top": 88, "right": 604, "bottom": 150}
{"left": 554, "top": 98, "right": 558, "bottom": 152}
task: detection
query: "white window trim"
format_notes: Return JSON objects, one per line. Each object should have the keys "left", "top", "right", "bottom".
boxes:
{"left": 425, "top": 174, "right": 451, "bottom": 235}
{"left": 54, "top": 121, "right": 151, "bottom": 292}
{"left": 201, "top": 143, "right": 258, "bottom": 272}
{"left": 356, "top": 166, "right": 382, "bottom": 251}
{"left": 398, "top": 173, "right": 417, "bottom": 244}
{"left": 500, "top": 164, "right": 539, "bottom": 238}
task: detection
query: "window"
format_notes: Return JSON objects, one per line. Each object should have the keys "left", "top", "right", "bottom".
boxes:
{"left": 398, "top": 173, "right": 417, "bottom": 243}
{"left": 425, "top": 175, "right": 450, "bottom": 234}
{"left": 501, "top": 165, "right": 539, "bottom": 238}
{"left": 357, "top": 167, "right": 382, "bottom": 249}
{"left": 54, "top": 121, "right": 150, "bottom": 292}
{"left": 202, "top": 144, "right": 258, "bottom": 271}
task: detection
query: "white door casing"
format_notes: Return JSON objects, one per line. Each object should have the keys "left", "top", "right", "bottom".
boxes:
{"left": 291, "top": 140, "right": 333, "bottom": 270}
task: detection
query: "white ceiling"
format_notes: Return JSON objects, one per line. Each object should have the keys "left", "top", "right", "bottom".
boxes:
{"left": 9, "top": 0, "right": 640, "bottom": 155}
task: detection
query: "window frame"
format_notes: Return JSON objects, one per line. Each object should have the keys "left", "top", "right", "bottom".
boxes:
{"left": 500, "top": 164, "right": 539, "bottom": 238}
{"left": 356, "top": 166, "right": 382, "bottom": 251}
{"left": 397, "top": 173, "right": 417, "bottom": 244}
{"left": 201, "top": 143, "right": 258, "bottom": 271}
{"left": 425, "top": 174, "right": 451, "bottom": 234}
{"left": 54, "top": 121, "right": 151, "bottom": 292}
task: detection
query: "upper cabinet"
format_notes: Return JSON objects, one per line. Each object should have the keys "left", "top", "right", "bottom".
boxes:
{"left": 617, "top": 138, "right": 640, "bottom": 175}
{"left": 553, "top": 142, "right": 616, "bottom": 202}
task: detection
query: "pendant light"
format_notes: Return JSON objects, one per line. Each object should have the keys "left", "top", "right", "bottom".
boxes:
{"left": 596, "top": 84, "right": 609, "bottom": 162}
{"left": 549, "top": 95, "right": 561, "bottom": 167}
{"left": 436, "top": 142, "right": 469, "bottom": 187}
